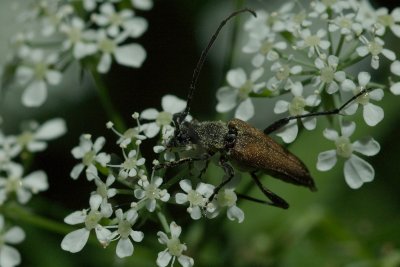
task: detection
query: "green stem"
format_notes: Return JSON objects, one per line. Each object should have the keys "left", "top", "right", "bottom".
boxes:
{"left": 90, "top": 69, "right": 127, "bottom": 132}
{"left": 2, "top": 202, "right": 72, "bottom": 235}
{"left": 335, "top": 34, "right": 345, "bottom": 57}
{"left": 339, "top": 54, "right": 368, "bottom": 70}
{"left": 157, "top": 211, "right": 170, "bottom": 234}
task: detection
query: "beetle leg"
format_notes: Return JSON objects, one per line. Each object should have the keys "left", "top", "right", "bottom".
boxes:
{"left": 250, "top": 172, "right": 289, "bottom": 209}
{"left": 263, "top": 89, "right": 369, "bottom": 134}
{"left": 208, "top": 155, "right": 235, "bottom": 202}
{"left": 153, "top": 153, "right": 211, "bottom": 170}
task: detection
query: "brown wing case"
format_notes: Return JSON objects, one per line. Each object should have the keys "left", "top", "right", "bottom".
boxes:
{"left": 228, "top": 119, "right": 316, "bottom": 191}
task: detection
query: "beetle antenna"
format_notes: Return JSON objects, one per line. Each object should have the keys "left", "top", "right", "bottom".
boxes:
{"left": 175, "top": 8, "right": 257, "bottom": 124}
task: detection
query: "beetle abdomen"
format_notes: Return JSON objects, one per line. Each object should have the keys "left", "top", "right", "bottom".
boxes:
{"left": 227, "top": 118, "right": 316, "bottom": 191}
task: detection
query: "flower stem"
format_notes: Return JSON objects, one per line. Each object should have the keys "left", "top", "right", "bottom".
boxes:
{"left": 335, "top": 34, "right": 345, "bottom": 57}
{"left": 157, "top": 211, "right": 170, "bottom": 234}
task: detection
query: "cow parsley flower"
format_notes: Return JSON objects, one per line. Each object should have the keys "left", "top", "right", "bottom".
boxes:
{"left": 0, "top": 163, "right": 48, "bottom": 205}
{"left": 273, "top": 82, "right": 320, "bottom": 143}
{"left": 211, "top": 188, "right": 244, "bottom": 223}
{"left": 216, "top": 68, "right": 265, "bottom": 121}
{"left": 70, "top": 135, "right": 111, "bottom": 180}
{"left": 314, "top": 55, "right": 346, "bottom": 94}
{"left": 316, "top": 121, "right": 380, "bottom": 189}
{"left": 157, "top": 222, "right": 194, "bottom": 267}
{"left": 242, "top": 35, "right": 287, "bottom": 67}
{"left": 108, "top": 148, "right": 145, "bottom": 178}
{"left": 134, "top": 175, "right": 170, "bottom": 212}
{"left": 0, "top": 215, "right": 25, "bottom": 267}
{"left": 175, "top": 179, "right": 214, "bottom": 220}
{"left": 356, "top": 36, "right": 396, "bottom": 69}
{"left": 140, "top": 95, "right": 186, "bottom": 138}
{"left": 341, "top": 72, "right": 384, "bottom": 126}
{"left": 15, "top": 49, "right": 62, "bottom": 107}
{"left": 107, "top": 209, "right": 144, "bottom": 258}
{"left": 328, "top": 12, "right": 362, "bottom": 39}
{"left": 266, "top": 61, "right": 302, "bottom": 91}
{"left": 375, "top": 7, "right": 400, "bottom": 37}
{"left": 61, "top": 195, "right": 112, "bottom": 253}
{"left": 296, "top": 29, "right": 331, "bottom": 57}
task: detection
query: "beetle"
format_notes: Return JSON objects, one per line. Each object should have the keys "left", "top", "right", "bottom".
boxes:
{"left": 154, "top": 8, "right": 368, "bottom": 209}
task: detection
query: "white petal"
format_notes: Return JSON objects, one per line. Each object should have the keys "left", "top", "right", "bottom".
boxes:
{"left": 343, "top": 102, "right": 358, "bottom": 115}
{"left": 93, "top": 137, "right": 106, "bottom": 152}
{"left": 23, "top": 170, "right": 48, "bottom": 192}
{"left": 323, "top": 128, "right": 339, "bottom": 141}
{"left": 16, "top": 188, "right": 32, "bottom": 204}
{"left": 274, "top": 100, "right": 289, "bottom": 114}
{"left": 64, "top": 211, "right": 86, "bottom": 225}
{"left": 356, "top": 46, "right": 369, "bottom": 57}
{"left": 70, "top": 163, "right": 84, "bottom": 179}
{"left": 341, "top": 121, "right": 356, "bottom": 137}
{"left": 382, "top": 49, "right": 396, "bottom": 61}
{"left": 27, "top": 141, "right": 47, "bottom": 152}
{"left": 227, "top": 68, "right": 246, "bottom": 88}
{"left": 216, "top": 87, "right": 237, "bottom": 112}
{"left": 390, "top": 82, "right": 400, "bottom": 95}
{"left": 316, "top": 150, "right": 337, "bottom": 171}
{"left": 227, "top": 206, "right": 244, "bottom": 223}
{"left": 234, "top": 98, "right": 254, "bottom": 121}
{"left": 353, "top": 137, "right": 380, "bottom": 156}
{"left": 161, "top": 95, "right": 186, "bottom": 114}
{"left": 390, "top": 60, "right": 400, "bottom": 76}
{"left": 45, "top": 70, "right": 62, "bottom": 85}
{"left": 341, "top": 79, "right": 356, "bottom": 92}
{"left": 177, "top": 255, "right": 194, "bottom": 267}
{"left": 190, "top": 206, "right": 202, "bottom": 220}
{"left": 116, "top": 238, "right": 134, "bottom": 258}
{"left": 363, "top": 103, "right": 384, "bottom": 126}
{"left": 250, "top": 68, "right": 264, "bottom": 81}
{"left": 124, "top": 17, "right": 148, "bottom": 38}
{"left": 157, "top": 250, "right": 172, "bottom": 267}
{"left": 89, "top": 194, "right": 102, "bottom": 210}
{"left": 170, "top": 221, "right": 181, "bottom": 238}
{"left": 146, "top": 199, "right": 156, "bottom": 212}
{"left": 196, "top": 183, "right": 214, "bottom": 196}
{"left": 358, "top": 72, "right": 371, "bottom": 86}
{"left": 131, "top": 0, "right": 153, "bottom": 10}
{"left": 175, "top": 193, "right": 188, "bottom": 204}
{"left": 95, "top": 226, "right": 112, "bottom": 244}
{"left": 302, "top": 116, "right": 316, "bottom": 130}
{"left": 130, "top": 230, "right": 144, "bottom": 242}
{"left": 22, "top": 80, "right": 47, "bottom": 107}
{"left": 0, "top": 245, "right": 21, "bottom": 267}
{"left": 179, "top": 179, "right": 192, "bottom": 193}
{"left": 369, "top": 89, "right": 384, "bottom": 101}
{"left": 344, "top": 155, "right": 374, "bottom": 189}
{"left": 4, "top": 227, "right": 25, "bottom": 244}
{"left": 35, "top": 118, "right": 67, "bottom": 140}
{"left": 141, "top": 108, "right": 159, "bottom": 120}
{"left": 390, "top": 24, "right": 400, "bottom": 37}
{"left": 61, "top": 228, "right": 90, "bottom": 253}
{"left": 16, "top": 66, "right": 34, "bottom": 85}
{"left": 97, "top": 53, "right": 112, "bottom": 73}
{"left": 276, "top": 122, "right": 298, "bottom": 143}
{"left": 143, "top": 122, "right": 160, "bottom": 138}
{"left": 114, "top": 44, "right": 146, "bottom": 68}
{"left": 334, "top": 71, "right": 346, "bottom": 82}
{"left": 157, "top": 231, "right": 169, "bottom": 245}
{"left": 134, "top": 189, "right": 145, "bottom": 199}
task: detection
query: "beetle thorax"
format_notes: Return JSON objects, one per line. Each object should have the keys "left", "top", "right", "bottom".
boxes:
{"left": 187, "top": 120, "right": 229, "bottom": 152}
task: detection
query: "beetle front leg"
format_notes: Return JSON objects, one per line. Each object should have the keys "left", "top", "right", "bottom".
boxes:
{"left": 249, "top": 172, "right": 289, "bottom": 209}
{"left": 153, "top": 153, "right": 211, "bottom": 170}
{"left": 208, "top": 155, "right": 235, "bottom": 202}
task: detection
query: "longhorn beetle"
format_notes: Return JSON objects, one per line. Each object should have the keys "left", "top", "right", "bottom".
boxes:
{"left": 154, "top": 8, "right": 368, "bottom": 209}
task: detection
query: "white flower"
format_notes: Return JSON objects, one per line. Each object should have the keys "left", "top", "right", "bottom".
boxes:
{"left": 15, "top": 118, "right": 66, "bottom": 153}
{"left": 60, "top": 17, "right": 97, "bottom": 59}
{"left": 131, "top": 0, "right": 153, "bottom": 10}
{"left": 375, "top": 7, "right": 400, "bottom": 37}
{"left": 216, "top": 68, "right": 265, "bottom": 121}
{"left": 15, "top": 49, "right": 62, "bottom": 107}
{"left": 266, "top": 61, "right": 302, "bottom": 91}
{"left": 140, "top": 95, "right": 186, "bottom": 138}
{"left": 107, "top": 118, "right": 146, "bottom": 148}
{"left": 314, "top": 55, "right": 346, "bottom": 94}
{"left": 0, "top": 134, "right": 19, "bottom": 166}
{"left": 316, "top": 121, "right": 380, "bottom": 189}
{"left": 285, "top": 10, "right": 312, "bottom": 33}
{"left": 0, "top": 163, "right": 48, "bottom": 205}
{"left": 328, "top": 13, "right": 362, "bottom": 39}
{"left": 134, "top": 175, "right": 170, "bottom": 212}
{"left": 0, "top": 215, "right": 25, "bottom": 267}
{"left": 92, "top": 3, "right": 148, "bottom": 38}
{"left": 108, "top": 148, "right": 145, "bottom": 178}
{"left": 356, "top": 36, "right": 396, "bottom": 69}
{"left": 389, "top": 60, "right": 400, "bottom": 95}
{"left": 242, "top": 35, "right": 287, "bottom": 67}
{"left": 157, "top": 222, "right": 194, "bottom": 267}
{"left": 273, "top": 82, "right": 320, "bottom": 143}
{"left": 296, "top": 29, "right": 331, "bottom": 57}
{"left": 211, "top": 188, "right": 244, "bottom": 223}
{"left": 341, "top": 72, "right": 384, "bottom": 126}
{"left": 70, "top": 135, "right": 111, "bottom": 180}
{"left": 310, "top": 0, "right": 352, "bottom": 19}
{"left": 61, "top": 194, "right": 112, "bottom": 253}
{"left": 92, "top": 175, "right": 117, "bottom": 216}
{"left": 175, "top": 179, "right": 214, "bottom": 220}
{"left": 40, "top": 4, "right": 73, "bottom": 36}
{"left": 95, "top": 30, "right": 146, "bottom": 73}
{"left": 108, "top": 209, "right": 144, "bottom": 258}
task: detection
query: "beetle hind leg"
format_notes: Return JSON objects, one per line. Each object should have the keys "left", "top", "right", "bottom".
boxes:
{"left": 250, "top": 172, "right": 289, "bottom": 209}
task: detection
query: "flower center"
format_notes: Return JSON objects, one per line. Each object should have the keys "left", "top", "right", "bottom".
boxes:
{"left": 68, "top": 27, "right": 82, "bottom": 43}
{"left": 293, "top": 10, "right": 306, "bottom": 24}
{"left": 289, "top": 96, "right": 306, "bottom": 116}
{"left": 85, "top": 210, "right": 102, "bottom": 230}
{"left": 83, "top": 150, "right": 96, "bottom": 166}
{"left": 305, "top": 35, "right": 320, "bottom": 47}
{"left": 354, "top": 88, "right": 370, "bottom": 105}
{"left": 276, "top": 65, "right": 290, "bottom": 81}
{"left": 338, "top": 17, "right": 352, "bottom": 29}
{"left": 96, "top": 183, "right": 108, "bottom": 198}
{"left": 109, "top": 13, "right": 123, "bottom": 26}
{"left": 335, "top": 136, "right": 353, "bottom": 158}
{"left": 123, "top": 157, "right": 138, "bottom": 170}
{"left": 17, "top": 132, "right": 34, "bottom": 147}
{"left": 320, "top": 66, "right": 335, "bottom": 83}
{"left": 368, "top": 41, "right": 383, "bottom": 56}
{"left": 260, "top": 41, "right": 274, "bottom": 55}
{"left": 156, "top": 112, "right": 173, "bottom": 126}
{"left": 187, "top": 190, "right": 204, "bottom": 206}
{"left": 238, "top": 80, "right": 253, "bottom": 100}
{"left": 118, "top": 220, "right": 132, "bottom": 239}
{"left": 145, "top": 184, "right": 160, "bottom": 199}
{"left": 6, "top": 176, "right": 22, "bottom": 193}
{"left": 98, "top": 37, "right": 116, "bottom": 53}
{"left": 34, "top": 62, "right": 48, "bottom": 79}
{"left": 217, "top": 190, "right": 237, "bottom": 207}
{"left": 167, "top": 237, "right": 184, "bottom": 256}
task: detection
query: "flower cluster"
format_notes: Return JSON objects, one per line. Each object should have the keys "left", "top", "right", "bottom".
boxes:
{"left": 62, "top": 95, "right": 244, "bottom": 266}
{"left": 216, "top": 1, "right": 400, "bottom": 189}
{"left": 0, "top": 118, "right": 66, "bottom": 267}
{"left": 1, "top": 0, "right": 152, "bottom": 107}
